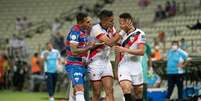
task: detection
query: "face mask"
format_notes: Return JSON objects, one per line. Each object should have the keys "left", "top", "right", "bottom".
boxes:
{"left": 172, "top": 45, "right": 178, "bottom": 50}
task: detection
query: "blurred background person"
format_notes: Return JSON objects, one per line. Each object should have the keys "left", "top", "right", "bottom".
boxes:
{"left": 41, "top": 42, "right": 61, "bottom": 101}
{"left": 30, "top": 52, "right": 43, "bottom": 92}
{"left": 166, "top": 41, "right": 189, "bottom": 101}
{"left": 151, "top": 45, "right": 162, "bottom": 61}
{"left": 180, "top": 38, "right": 188, "bottom": 51}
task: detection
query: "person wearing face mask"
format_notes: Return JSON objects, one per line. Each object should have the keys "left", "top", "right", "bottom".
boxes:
{"left": 166, "top": 41, "right": 189, "bottom": 101}
{"left": 41, "top": 42, "right": 61, "bottom": 101}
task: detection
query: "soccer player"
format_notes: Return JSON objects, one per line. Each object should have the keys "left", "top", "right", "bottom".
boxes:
{"left": 88, "top": 10, "right": 116, "bottom": 101}
{"left": 41, "top": 42, "right": 61, "bottom": 101}
{"left": 113, "top": 13, "right": 145, "bottom": 101}
{"left": 65, "top": 12, "right": 94, "bottom": 101}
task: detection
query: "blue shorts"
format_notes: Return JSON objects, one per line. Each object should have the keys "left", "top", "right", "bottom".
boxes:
{"left": 65, "top": 65, "right": 86, "bottom": 86}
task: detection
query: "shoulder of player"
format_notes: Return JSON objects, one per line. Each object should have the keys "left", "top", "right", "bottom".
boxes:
{"left": 135, "top": 28, "right": 146, "bottom": 35}
{"left": 91, "top": 24, "right": 102, "bottom": 31}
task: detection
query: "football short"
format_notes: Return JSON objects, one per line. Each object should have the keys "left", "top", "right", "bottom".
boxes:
{"left": 118, "top": 62, "right": 143, "bottom": 85}
{"left": 65, "top": 65, "right": 86, "bottom": 86}
{"left": 88, "top": 59, "right": 113, "bottom": 81}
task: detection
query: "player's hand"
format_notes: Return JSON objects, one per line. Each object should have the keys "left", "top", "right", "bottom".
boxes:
{"left": 87, "top": 41, "right": 96, "bottom": 49}
{"left": 126, "top": 19, "right": 134, "bottom": 30}
{"left": 113, "top": 46, "right": 124, "bottom": 53}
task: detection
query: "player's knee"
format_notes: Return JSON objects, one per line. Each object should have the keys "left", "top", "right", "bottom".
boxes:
{"left": 74, "top": 85, "right": 84, "bottom": 92}
{"left": 134, "top": 86, "right": 143, "bottom": 99}
{"left": 120, "top": 82, "right": 132, "bottom": 94}
{"left": 105, "top": 87, "right": 113, "bottom": 96}
{"left": 92, "top": 87, "right": 100, "bottom": 97}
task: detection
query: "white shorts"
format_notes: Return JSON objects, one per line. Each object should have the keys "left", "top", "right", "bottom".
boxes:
{"left": 88, "top": 59, "right": 113, "bottom": 81}
{"left": 118, "top": 62, "right": 143, "bottom": 85}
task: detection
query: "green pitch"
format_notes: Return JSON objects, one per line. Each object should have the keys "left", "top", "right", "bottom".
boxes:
{"left": 0, "top": 90, "right": 67, "bottom": 101}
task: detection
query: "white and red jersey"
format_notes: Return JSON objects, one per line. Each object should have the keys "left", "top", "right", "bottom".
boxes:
{"left": 88, "top": 24, "right": 116, "bottom": 80}
{"left": 119, "top": 28, "right": 146, "bottom": 65}
{"left": 117, "top": 28, "right": 146, "bottom": 85}
{"left": 89, "top": 24, "right": 116, "bottom": 62}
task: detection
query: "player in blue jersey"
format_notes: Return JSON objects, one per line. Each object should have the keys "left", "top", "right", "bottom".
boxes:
{"left": 65, "top": 12, "right": 96, "bottom": 101}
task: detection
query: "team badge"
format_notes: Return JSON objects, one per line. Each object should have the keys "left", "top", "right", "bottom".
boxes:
{"left": 71, "top": 34, "right": 77, "bottom": 40}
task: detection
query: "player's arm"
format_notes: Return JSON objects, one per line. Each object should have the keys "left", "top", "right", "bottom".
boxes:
{"left": 111, "top": 32, "right": 123, "bottom": 45}
{"left": 114, "top": 44, "right": 144, "bottom": 56}
{"left": 96, "top": 34, "right": 113, "bottom": 47}
{"left": 68, "top": 31, "right": 94, "bottom": 55}
{"left": 70, "top": 42, "right": 92, "bottom": 55}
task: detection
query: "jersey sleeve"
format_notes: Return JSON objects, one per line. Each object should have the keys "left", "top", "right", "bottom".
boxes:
{"left": 69, "top": 31, "right": 80, "bottom": 44}
{"left": 136, "top": 33, "right": 146, "bottom": 44}
{"left": 90, "top": 26, "right": 105, "bottom": 40}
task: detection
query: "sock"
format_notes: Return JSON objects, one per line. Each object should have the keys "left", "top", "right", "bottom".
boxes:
{"left": 135, "top": 98, "right": 143, "bottom": 101}
{"left": 124, "top": 93, "right": 132, "bottom": 101}
{"left": 76, "top": 91, "right": 85, "bottom": 101}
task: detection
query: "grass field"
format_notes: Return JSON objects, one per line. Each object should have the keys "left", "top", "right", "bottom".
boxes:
{"left": 0, "top": 90, "right": 67, "bottom": 101}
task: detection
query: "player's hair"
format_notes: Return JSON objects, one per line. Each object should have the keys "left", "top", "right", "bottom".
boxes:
{"left": 119, "top": 13, "right": 136, "bottom": 27}
{"left": 172, "top": 40, "right": 179, "bottom": 45}
{"left": 76, "top": 12, "right": 88, "bottom": 23}
{"left": 98, "top": 10, "right": 113, "bottom": 20}
{"left": 119, "top": 13, "right": 134, "bottom": 22}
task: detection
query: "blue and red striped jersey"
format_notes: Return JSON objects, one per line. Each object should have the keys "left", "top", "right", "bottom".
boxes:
{"left": 65, "top": 24, "right": 89, "bottom": 66}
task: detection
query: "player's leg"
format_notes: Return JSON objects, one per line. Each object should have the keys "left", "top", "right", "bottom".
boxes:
{"left": 101, "top": 63, "right": 114, "bottom": 101}
{"left": 133, "top": 85, "right": 143, "bottom": 101}
{"left": 91, "top": 80, "right": 101, "bottom": 101}
{"left": 132, "top": 73, "right": 144, "bottom": 101}
{"left": 118, "top": 65, "right": 133, "bottom": 101}
{"left": 67, "top": 65, "right": 86, "bottom": 101}
{"left": 69, "top": 81, "right": 76, "bottom": 101}
{"left": 120, "top": 80, "right": 133, "bottom": 101}
{"left": 88, "top": 65, "right": 102, "bottom": 101}
{"left": 102, "top": 76, "right": 114, "bottom": 101}
{"left": 66, "top": 66, "right": 75, "bottom": 101}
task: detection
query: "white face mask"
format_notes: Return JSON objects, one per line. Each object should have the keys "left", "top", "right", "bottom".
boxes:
{"left": 172, "top": 45, "right": 178, "bottom": 51}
